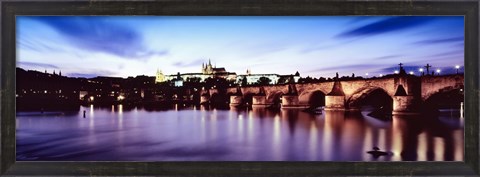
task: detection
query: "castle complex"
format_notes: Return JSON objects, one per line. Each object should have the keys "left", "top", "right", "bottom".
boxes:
{"left": 155, "top": 59, "right": 300, "bottom": 86}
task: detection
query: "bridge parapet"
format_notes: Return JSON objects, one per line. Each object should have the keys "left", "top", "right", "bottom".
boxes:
{"left": 207, "top": 74, "right": 463, "bottom": 115}
{"left": 420, "top": 74, "right": 464, "bottom": 101}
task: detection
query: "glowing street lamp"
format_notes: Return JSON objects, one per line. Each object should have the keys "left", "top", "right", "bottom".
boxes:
{"left": 419, "top": 68, "right": 424, "bottom": 76}
{"left": 117, "top": 95, "right": 125, "bottom": 101}
{"left": 379, "top": 74, "right": 383, "bottom": 77}
{"left": 436, "top": 69, "right": 441, "bottom": 75}
{"left": 455, "top": 65, "right": 460, "bottom": 74}
{"left": 409, "top": 71, "right": 414, "bottom": 75}
{"left": 394, "top": 70, "right": 399, "bottom": 74}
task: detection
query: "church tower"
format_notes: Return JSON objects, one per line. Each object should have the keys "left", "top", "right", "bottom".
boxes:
{"left": 202, "top": 59, "right": 214, "bottom": 74}
{"left": 155, "top": 69, "right": 165, "bottom": 83}
{"left": 206, "top": 59, "right": 213, "bottom": 74}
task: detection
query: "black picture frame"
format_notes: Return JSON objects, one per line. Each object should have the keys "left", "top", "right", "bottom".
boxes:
{"left": 1, "top": 0, "right": 479, "bottom": 176}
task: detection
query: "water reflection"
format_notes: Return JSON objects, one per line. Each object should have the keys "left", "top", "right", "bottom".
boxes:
{"left": 16, "top": 105, "right": 463, "bottom": 161}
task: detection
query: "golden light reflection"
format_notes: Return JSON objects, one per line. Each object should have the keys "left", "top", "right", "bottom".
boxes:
{"left": 362, "top": 126, "right": 373, "bottom": 161}
{"left": 308, "top": 121, "right": 318, "bottom": 160}
{"left": 89, "top": 104, "right": 94, "bottom": 115}
{"left": 118, "top": 104, "right": 123, "bottom": 115}
{"left": 248, "top": 109, "right": 254, "bottom": 120}
{"left": 118, "top": 104, "right": 123, "bottom": 130}
{"left": 416, "top": 132, "right": 428, "bottom": 161}
{"left": 247, "top": 111, "right": 254, "bottom": 143}
{"left": 201, "top": 114, "right": 207, "bottom": 143}
{"left": 89, "top": 105, "right": 95, "bottom": 130}
{"left": 434, "top": 137, "right": 445, "bottom": 161}
{"left": 210, "top": 109, "right": 217, "bottom": 138}
{"left": 378, "top": 129, "right": 386, "bottom": 153}
{"left": 272, "top": 114, "right": 282, "bottom": 160}
{"left": 227, "top": 111, "right": 235, "bottom": 136}
{"left": 211, "top": 109, "right": 217, "bottom": 120}
{"left": 322, "top": 111, "right": 334, "bottom": 161}
{"left": 454, "top": 130, "right": 464, "bottom": 161}
{"left": 391, "top": 117, "right": 403, "bottom": 161}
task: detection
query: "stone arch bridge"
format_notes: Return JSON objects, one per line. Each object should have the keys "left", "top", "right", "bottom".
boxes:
{"left": 201, "top": 74, "right": 464, "bottom": 115}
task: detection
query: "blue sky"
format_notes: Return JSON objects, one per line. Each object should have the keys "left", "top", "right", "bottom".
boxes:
{"left": 17, "top": 16, "right": 464, "bottom": 78}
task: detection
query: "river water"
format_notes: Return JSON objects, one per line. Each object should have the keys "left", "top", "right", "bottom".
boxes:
{"left": 16, "top": 105, "right": 464, "bottom": 161}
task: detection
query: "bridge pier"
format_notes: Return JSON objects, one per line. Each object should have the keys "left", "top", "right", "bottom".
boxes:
{"left": 281, "top": 95, "right": 309, "bottom": 109}
{"left": 325, "top": 95, "right": 346, "bottom": 111}
{"left": 252, "top": 95, "right": 272, "bottom": 108}
{"left": 393, "top": 95, "right": 419, "bottom": 115}
{"left": 229, "top": 95, "right": 243, "bottom": 107}
{"left": 200, "top": 95, "right": 210, "bottom": 104}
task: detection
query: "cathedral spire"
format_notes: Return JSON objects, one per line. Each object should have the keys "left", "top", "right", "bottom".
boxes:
{"left": 208, "top": 58, "right": 212, "bottom": 66}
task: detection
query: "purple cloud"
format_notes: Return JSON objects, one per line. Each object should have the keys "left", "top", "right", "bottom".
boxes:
{"left": 28, "top": 16, "right": 167, "bottom": 60}
{"left": 18, "top": 62, "right": 59, "bottom": 69}
{"left": 413, "top": 37, "right": 464, "bottom": 45}
{"left": 337, "top": 16, "right": 436, "bottom": 38}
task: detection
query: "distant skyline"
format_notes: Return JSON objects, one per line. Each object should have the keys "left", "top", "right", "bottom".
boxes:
{"left": 17, "top": 16, "right": 464, "bottom": 78}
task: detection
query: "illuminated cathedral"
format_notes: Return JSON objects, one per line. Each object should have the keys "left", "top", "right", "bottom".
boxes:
{"left": 155, "top": 59, "right": 301, "bottom": 86}
{"left": 155, "top": 59, "right": 236, "bottom": 84}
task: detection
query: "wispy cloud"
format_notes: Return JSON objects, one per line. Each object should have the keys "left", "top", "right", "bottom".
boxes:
{"left": 18, "top": 62, "right": 59, "bottom": 69}
{"left": 413, "top": 37, "right": 463, "bottom": 45}
{"left": 17, "top": 38, "right": 58, "bottom": 52}
{"left": 372, "top": 55, "right": 402, "bottom": 60}
{"left": 300, "top": 38, "right": 359, "bottom": 53}
{"left": 69, "top": 70, "right": 117, "bottom": 78}
{"left": 173, "top": 59, "right": 206, "bottom": 67}
{"left": 337, "top": 16, "right": 435, "bottom": 38}
{"left": 308, "top": 64, "right": 381, "bottom": 73}
{"left": 427, "top": 50, "right": 463, "bottom": 57}
{"left": 29, "top": 16, "right": 167, "bottom": 60}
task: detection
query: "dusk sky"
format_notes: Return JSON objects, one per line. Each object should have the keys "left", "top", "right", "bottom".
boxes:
{"left": 17, "top": 16, "right": 464, "bottom": 78}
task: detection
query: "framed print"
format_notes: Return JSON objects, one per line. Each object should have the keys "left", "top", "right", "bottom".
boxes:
{"left": 1, "top": 0, "right": 479, "bottom": 176}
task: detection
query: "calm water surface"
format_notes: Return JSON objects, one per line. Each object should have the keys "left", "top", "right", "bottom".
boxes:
{"left": 16, "top": 105, "right": 464, "bottom": 161}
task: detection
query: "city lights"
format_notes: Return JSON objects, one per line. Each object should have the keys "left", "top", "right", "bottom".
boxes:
{"left": 14, "top": 15, "right": 466, "bottom": 162}
{"left": 117, "top": 95, "right": 125, "bottom": 101}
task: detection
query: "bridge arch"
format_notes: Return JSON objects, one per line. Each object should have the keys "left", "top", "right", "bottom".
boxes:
{"left": 243, "top": 92, "right": 255, "bottom": 106}
{"left": 347, "top": 87, "right": 393, "bottom": 110}
{"left": 308, "top": 90, "right": 326, "bottom": 108}
{"left": 423, "top": 86, "right": 464, "bottom": 111}
{"left": 267, "top": 91, "right": 285, "bottom": 106}
{"left": 298, "top": 90, "right": 327, "bottom": 106}
{"left": 422, "top": 84, "right": 464, "bottom": 102}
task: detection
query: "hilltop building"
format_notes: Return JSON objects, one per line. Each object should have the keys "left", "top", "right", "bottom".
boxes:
{"left": 155, "top": 59, "right": 301, "bottom": 86}
{"left": 235, "top": 69, "right": 301, "bottom": 85}
{"left": 155, "top": 59, "right": 237, "bottom": 84}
